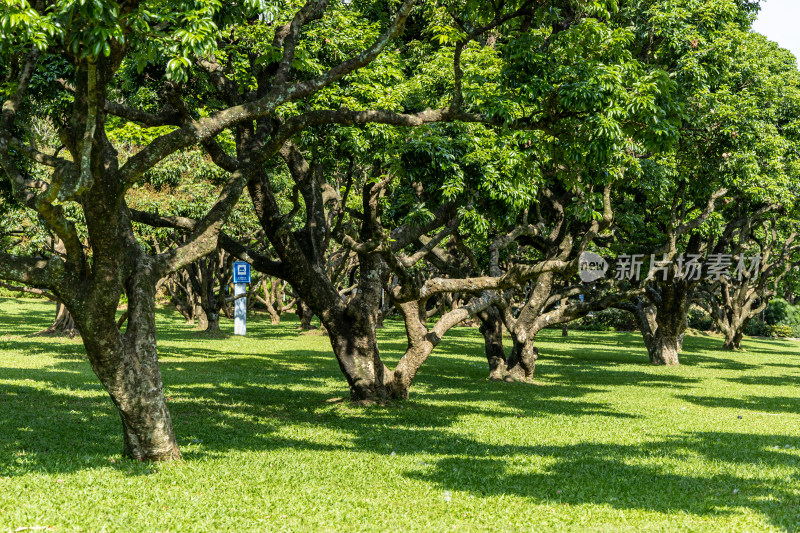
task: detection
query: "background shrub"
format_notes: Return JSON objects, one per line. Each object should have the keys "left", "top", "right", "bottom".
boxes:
{"left": 769, "top": 324, "right": 796, "bottom": 338}
{"left": 688, "top": 307, "right": 714, "bottom": 331}
{"left": 570, "top": 308, "right": 638, "bottom": 332}
{"left": 745, "top": 299, "right": 800, "bottom": 338}
{"left": 744, "top": 320, "right": 771, "bottom": 337}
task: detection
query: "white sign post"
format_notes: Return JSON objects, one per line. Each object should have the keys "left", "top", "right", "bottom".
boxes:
{"left": 233, "top": 261, "right": 251, "bottom": 336}
{"left": 234, "top": 283, "right": 247, "bottom": 336}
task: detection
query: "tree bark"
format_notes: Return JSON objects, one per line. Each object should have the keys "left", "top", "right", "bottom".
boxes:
{"left": 650, "top": 332, "right": 681, "bottom": 366}
{"left": 76, "top": 268, "right": 181, "bottom": 461}
{"left": 182, "top": 249, "right": 226, "bottom": 333}
{"left": 296, "top": 299, "right": 315, "bottom": 330}
{"left": 498, "top": 272, "right": 554, "bottom": 381}
{"left": 271, "top": 279, "right": 286, "bottom": 323}
{"left": 196, "top": 304, "right": 208, "bottom": 330}
{"left": 388, "top": 299, "right": 432, "bottom": 399}
{"left": 504, "top": 335, "right": 538, "bottom": 381}
{"left": 722, "top": 325, "right": 745, "bottom": 351}
{"left": 623, "top": 301, "right": 659, "bottom": 360}
{"left": 621, "top": 284, "right": 688, "bottom": 366}
{"left": 477, "top": 307, "right": 507, "bottom": 381}
{"left": 322, "top": 302, "right": 391, "bottom": 402}
{"left": 650, "top": 284, "right": 689, "bottom": 365}
{"left": 204, "top": 309, "right": 221, "bottom": 333}
{"left": 200, "top": 282, "right": 222, "bottom": 334}
{"left": 702, "top": 290, "right": 755, "bottom": 352}
{"left": 389, "top": 344, "right": 429, "bottom": 400}
{"left": 164, "top": 270, "right": 198, "bottom": 325}
{"left": 258, "top": 278, "right": 286, "bottom": 324}
{"left": 266, "top": 300, "right": 282, "bottom": 324}
{"left": 37, "top": 301, "right": 79, "bottom": 337}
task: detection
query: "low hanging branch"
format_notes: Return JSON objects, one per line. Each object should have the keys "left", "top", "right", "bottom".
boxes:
{"left": 0, "top": 281, "right": 57, "bottom": 301}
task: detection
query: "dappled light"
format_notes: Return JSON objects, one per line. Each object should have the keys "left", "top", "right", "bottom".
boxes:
{"left": 1, "top": 300, "right": 798, "bottom": 530}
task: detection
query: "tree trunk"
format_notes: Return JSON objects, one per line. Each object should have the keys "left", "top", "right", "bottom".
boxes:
{"left": 268, "top": 278, "right": 284, "bottom": 324}
{"left": 263, "top": 280, "right": 282, "bottom": 324}
{"left": 504, "top": 334, "right": 538, "bottom": 381}
{"left": 201, "top": 288, "right": 222, "bottom": 333}
{"left": 168, "top": 271, "right": 197, "bottom": 324}
{"left": 649, "top": 332, "right": 681, "bottom": 366}
{"left": 326, "top": 247, "right": 391, "bottom": 402}
{"left": 34, "top": 238, "right": 80, "bottom": 338}
{"left": 323, "top": 310, "right": 390, "bottom": 402}
{"left": 376, "top": 295, "right": 393, "bottom": 329}
{"left": 714, "top": 307, "right": 750, "bottom": 351}
{"left": 649, "top": 292, "right": 687, "bottom": 366}
{"left": 37, "top": 301, "right": 79, "bottom": 337}
{"left": 477, "top": 307, "right": 507, "bottom": 381}
{"left": 296, "top": 300, "right": 315, "bottom": 330}
{"left": 498, "top": 272, "right": 552, "bottom": 381}
{"left": 204, "top": 309, "right": 221, "bottom": 333}
{"left": 389, "top": 344, "right": 429, "bottom": 400}
{"left": 195, "top": 304, "right": 208, "bottom": 330}
{"left": 643, "top": 327, "right": 683, "bottom": 365}
{"left": 722, "top": 328, "right": 745, "bottom": 351}
{"left": 388, "top": 299, "right": 441, "bottom": 400}
{"left": 76, "top": 270, "right": 180, "bottom": 461}
{"left": 620, "top": 300, "right": 660, "bottom": 363}
{"left": 268, "top": 310, "right": 281, "bottom": 325}
{"left": 243, "top": 165, "right": 393, "bottom": 401}
{"left": 624, "top": 285, "right": 688, "bottom": 366}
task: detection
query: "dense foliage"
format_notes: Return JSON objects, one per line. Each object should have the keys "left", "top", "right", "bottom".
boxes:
{"left": 0, "top": 0, "right": 798, "bottom": 463}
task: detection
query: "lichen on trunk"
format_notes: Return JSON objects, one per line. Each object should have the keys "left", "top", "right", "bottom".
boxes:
{"left": 75, "top": 265, "right": 181, "bottom": 461}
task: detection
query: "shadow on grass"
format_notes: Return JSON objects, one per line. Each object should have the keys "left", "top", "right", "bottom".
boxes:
{"left": 677, "top": 393, "right": 800, "bottom": 415}
{"left": 2, "top": 301, "right": 799, "bottom": 529}
{"left": 0, "top": 318, "right": 660, "bottom": 481}
{"left": 2, "top": 363, "right": 797, "bottom": 530}
{"left": 724, "top": 374, "right": 800, "bottom": 387}
{"left": 404, "top": 431, "right": 800, "bottom": 531}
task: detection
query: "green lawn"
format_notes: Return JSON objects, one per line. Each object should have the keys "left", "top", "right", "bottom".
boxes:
{"left": 1, "top": 297, "right": 799, "bottom": 532}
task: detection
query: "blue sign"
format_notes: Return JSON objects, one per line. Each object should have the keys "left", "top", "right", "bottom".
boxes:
{"left": 233, "top": 261, "right": 251, "bottom": 284}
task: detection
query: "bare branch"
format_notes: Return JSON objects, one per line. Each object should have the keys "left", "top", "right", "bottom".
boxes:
{"left": 8, "top": 137, "right": 73, "bottom": 169}
{"left": 271, "top": 0, "right": 330, "bottom": 87}
{"left": 676, "top": 188, "right": 728, "bottom": 235}
{"left": 0, "top": 281, "right": 58, "bottom": 301}
{"left": 399, "top": 217, "right": 460, "bottom": 268}
{"left": 103, "top": 101, "right": 183, "bottom": 128}
{"left": 0, "top": 252, "right": 62, "bottom": 290}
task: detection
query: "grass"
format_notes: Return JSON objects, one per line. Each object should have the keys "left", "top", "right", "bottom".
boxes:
{"left": 1, "top": 296, "right": 799, "bottom": 532}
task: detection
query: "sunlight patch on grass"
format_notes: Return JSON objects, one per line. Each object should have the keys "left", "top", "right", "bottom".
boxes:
{"left": 1, "top": 298, "right": 799, "bottom": 531}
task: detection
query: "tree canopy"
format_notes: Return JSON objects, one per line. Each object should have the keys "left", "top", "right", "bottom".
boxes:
{"left": 1, "top": 0, "right": 799, "bottom": 461}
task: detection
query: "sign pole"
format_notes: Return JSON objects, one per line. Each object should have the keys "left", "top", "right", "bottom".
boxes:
{"left": 232, "top": 261, "right": 251, "bottom": 336}
{"left": 234, "top": 283, "right": 247, "bottom": 336}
